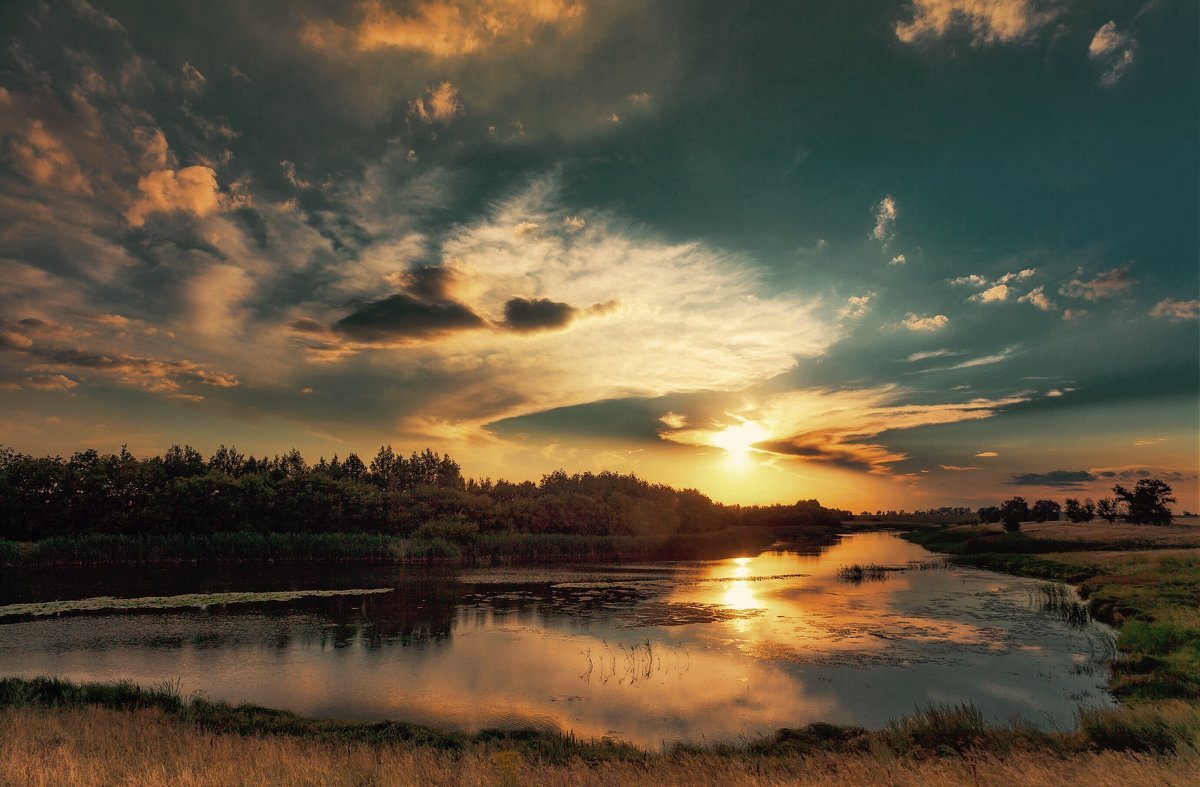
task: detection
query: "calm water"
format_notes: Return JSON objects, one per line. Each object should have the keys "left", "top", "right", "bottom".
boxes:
{"left": 0, "top": 532, "right": 1116, "bottom": 745}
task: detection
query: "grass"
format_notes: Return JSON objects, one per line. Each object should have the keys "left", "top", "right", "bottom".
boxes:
{"left": 0, "top": 526, "right": 792, "bottom": 567}
{"left": 0, "top": 677, "right": 1197, "bottom": 785}
{"left": 4, "top": 706, "right": 1197, "bottom": 787}
{"left": 902, "top": 523, "right": 1200, "bottom": 702}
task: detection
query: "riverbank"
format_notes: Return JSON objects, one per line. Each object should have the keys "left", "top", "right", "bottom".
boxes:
{"left": 901, "top": 521, "right": 1200, "bottom": 702}
{"left": 0, "top": 526, "right": 825, "bottom": 567}
{"left": 1, "top": 676, "right": 1196, "bottom": 786}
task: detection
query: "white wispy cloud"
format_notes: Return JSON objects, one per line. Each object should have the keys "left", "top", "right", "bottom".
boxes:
{"left": 1089, "top": 21, "right": 1137, "bottom": 86}
{"left": 1017, "top": 285, "right": 1056, "bottom": 311}
{"left": 1059, "top": 266, "right": 1134, "bottom": 301}
{"left": 840, "top": 292, "right": 876, "bottom": 319}
{"left": 895, "top": 0, "right": 1059, "bottom": 45}
{"left": 1149, "top": 298, "right": 1199, "bottom": 320}
{"left": 872, "top": 195, "right": 897, "bottom": 241}
{"left": 900, "top": 313, "right": 949, "bottom": 332}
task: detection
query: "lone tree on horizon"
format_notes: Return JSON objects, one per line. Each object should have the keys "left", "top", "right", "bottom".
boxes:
{"left": 999, "top": 497, "right": 1030, "bottom": 532}
{"left": 1114, "top": 479, "right": 1176, "bottom": 525}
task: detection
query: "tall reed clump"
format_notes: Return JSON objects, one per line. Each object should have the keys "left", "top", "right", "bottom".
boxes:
{"left": 1033, "top": 582, "right": 1092, "bottom": 627}
{"left": 1077, "top": 701, "right": 1200, "bottom": 754}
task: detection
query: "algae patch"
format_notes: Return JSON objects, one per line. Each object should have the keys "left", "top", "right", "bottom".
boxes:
{"left": 0, "top": 588, "right": 393, "bottom": 619}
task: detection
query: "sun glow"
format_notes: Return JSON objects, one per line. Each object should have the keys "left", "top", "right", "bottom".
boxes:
{"left": 709, "top": 420, "right": 771, "bottom": 466}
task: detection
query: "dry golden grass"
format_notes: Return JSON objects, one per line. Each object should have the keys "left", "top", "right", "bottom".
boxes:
{"left": 1015, "top": 520, "right": 1200, "bottom": 548}
{"left": 2, "top": 706, "right": 1198, "bottom": 787}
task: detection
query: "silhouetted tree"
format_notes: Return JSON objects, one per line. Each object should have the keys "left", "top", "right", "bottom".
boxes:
{"left": 1064, "top": 498, "right": 1095, "bottom": 523}
{"left": 1095, "top": 497, "right": 1119, "bottom": 524}
{"left": 1113, "top": 479, "right": 1175, "bottom": 525}
{"left": 1032, "top": 499, "right": 1061, "bottom": 522}
{"left": 977, "top": 506, "right": 1002, "bottom": 524}
{"left": 999, "top": 497, "right": 1030, "bottom": 532}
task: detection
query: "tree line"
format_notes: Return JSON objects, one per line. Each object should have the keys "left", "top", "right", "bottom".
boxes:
{"left": 0, "top": 444, "right": 847, "bottom": 542}
{"left": 976, "top": 479, "right": 1177, "bottom": 532}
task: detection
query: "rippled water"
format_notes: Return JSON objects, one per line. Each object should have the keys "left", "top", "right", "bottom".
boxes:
{"left": 0, "top": 532, "right": 1116, "bottom": 745}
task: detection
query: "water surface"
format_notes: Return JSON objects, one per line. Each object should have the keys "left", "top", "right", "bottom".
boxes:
{"left": 0, "top": 532, "right": 1116, "bottom": 745}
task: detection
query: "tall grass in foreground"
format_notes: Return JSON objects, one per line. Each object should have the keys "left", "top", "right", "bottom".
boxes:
{"left": 1, "top": 705, "right": 1197, "bottom": 787}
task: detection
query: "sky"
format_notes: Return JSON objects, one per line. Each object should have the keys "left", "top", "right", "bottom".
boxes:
{"left": 0, "top": 0, "right": 1196, "bottom": 511}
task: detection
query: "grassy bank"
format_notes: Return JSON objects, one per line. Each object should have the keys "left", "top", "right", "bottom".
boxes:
{"left": 0, "top": 526, "right": 802, "bottom": 568}
{"left": 902, "top": 521, "right": 1200, "bottom": 702}
{"left": 7, "top": 706, "right": 1196, "bottom": 787}
{"left": 0, "top": 676, "right": 1197, "bottom": 786}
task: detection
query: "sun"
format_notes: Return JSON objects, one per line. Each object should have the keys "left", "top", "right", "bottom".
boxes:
{"left": 709, "top": 420, "right": 770, "bottom": 466}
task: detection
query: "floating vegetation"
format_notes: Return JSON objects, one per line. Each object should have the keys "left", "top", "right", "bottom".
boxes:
{"left": 836, "top": 564, "right": 897, "bottom": 584}
{"left": 0, "top": 588, "right": 393, "bottom": 620}
{"left": 618, "top": 601, "right": 763, "bottom": 627}
{"left": 1030, "top": 582, "right": 1092, "bottom": 627}
{"left": 835, "top": 559, "right": 950, "bottom": 585}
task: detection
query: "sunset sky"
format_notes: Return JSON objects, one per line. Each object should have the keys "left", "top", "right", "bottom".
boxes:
{"left": 0, "top": 0, "right": 1196, "bottom": 511}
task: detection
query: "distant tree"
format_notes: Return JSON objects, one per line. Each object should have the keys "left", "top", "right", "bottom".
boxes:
{"left": 209, "top": 445, "right": 246, "bottom": 477}
{"left": 1064, "top": 498, "right": 1095, "bottom": 523}
{"left": 1095, "top": 497, "right": 1119, "bottom": 524}
{"left": 1113, "top": 479, "right": 1175, "bottom": 525}
{"left": 999, "top": 497, "right": 1030, "bottom": 532}
{"left": 977, "top": 506, "right": 1001, "bottom": 524}
{"left": 1032, "top": 499, "right": 1061, "bottom": 522}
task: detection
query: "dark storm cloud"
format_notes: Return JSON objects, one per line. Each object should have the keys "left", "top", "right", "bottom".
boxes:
{"left": 1008, "top": 470, "right": 1097, "bottom": 488}
{"left": 334, "top": 293, "right": 483, "bottom": 342}
{"left": 754, "top": 436, "right": 882, "bottom": 473}
{"left": 502, "top": 297, "right": 577, "bottom": 333}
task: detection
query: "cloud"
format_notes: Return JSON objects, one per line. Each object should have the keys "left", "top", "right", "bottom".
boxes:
{"left": 997, "top": 268, "right": 1036, "bottom": 284}
{"left": 8, "top": 120, "right": 94, "bottom": 195}
{"left": 1149, "top": 299, "right": 1199, "bottom": 320}
{"left": 1045, "top": 388, "right": 1063, "bottom": 397}
{"left": 1059, "top": 266, "right": 1133, "bottom": 302}
{"left": 125, "top": 166, "right": 225, "bottom": 227}
{"left": 0, "top": 336, "right": 238, "bottom": 395}
{"left": 334, "top": 291, "right": 485, "bottom": 343}
{"left": 1133, "top": 438, "right": 1164, "bottom": 447}
{"left": 969, "top": 283, "right": 1011, "bottom": 303}
{"left": 840, "top": 292, "right": 875, "bottom": 319}
{"left": 410, "top": 81, "right": 463, "bottom": 124}
{"left": 918, "top": 345, "right": 1019, "bottom": 372}
{"left": 659, "top": 411, "right": 687, "bottom": 429}
{"left": 181, "top": 62, "right": 207, "bottom": 94}
{"left": 665, "top": 386, "right": 1029, "bottom": 474}
{"left": 502, "top": 297, "right": 577, "bottom": 333}
{"left": 905, "top": 349, "right": 958, "bottom": 362}
{"left": 939, "top": 464, "right": 979, "bottom": 471}
{"left": 0, "top": 373, "right": 79, "bottom": 392}
{"left": 1009, "top": 469, "right": 1096, "bottom": 488}
{"left": 1089, "top": 21, "right": 1137, "bottom": 86}
{"left": 958, "top": 270, "right": 1036, "bottom": 303}
{"left": 889, "top": 254, "right": 906, "bottom": 265}
{"left": 872, "top": 195, "right": 897, "bottom": 241}
{"left": 1091, "top": 466, "right": 1199, "bottom": 483}
{"left": 1017, "top": 285, "right": 1056, "bottom": 311}
{"left": 305, "top": 0, "right": 584, "bottom": 57}
{"left": 900, "top": 313, "right": 949, "bottom": 332}
{"left": 1062, "top": 308, "right": 1088, "bottom": 320}
{"left": 975, "top": 451, "right": 999, "bottom": 457}
{"left": 895, "top": 0, "right": 1058, "bottom": 45}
